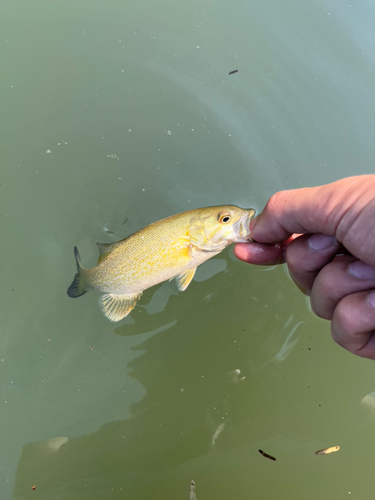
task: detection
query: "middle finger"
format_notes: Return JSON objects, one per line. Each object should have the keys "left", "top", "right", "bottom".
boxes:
{"left": 285, "top": 233, "right": 340, "bottom": 293}
{"left": 310, "top": 256, "right": 375, "bottom": 320}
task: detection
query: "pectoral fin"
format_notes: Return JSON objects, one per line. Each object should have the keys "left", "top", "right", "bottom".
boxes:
{"left": 175, "top": 268, "right": 196, "bottom": 291}
{"left": 99, "top": 292, "right": 143, "bottom": 322}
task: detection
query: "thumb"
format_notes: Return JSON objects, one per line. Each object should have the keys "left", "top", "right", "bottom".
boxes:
{"left": 250, "top": 175, "right": 375, "bottom": 248}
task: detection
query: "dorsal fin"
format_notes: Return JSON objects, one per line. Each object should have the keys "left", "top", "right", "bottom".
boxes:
{"left": 96, "top": 242, "right": 118, "bottom": 264}
{"left": 97, "top": 242, "right": 118, "bottom": 255}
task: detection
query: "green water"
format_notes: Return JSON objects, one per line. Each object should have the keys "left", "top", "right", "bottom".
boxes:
{"left": 2, "top": 0, "right": 375, "bottom": 498}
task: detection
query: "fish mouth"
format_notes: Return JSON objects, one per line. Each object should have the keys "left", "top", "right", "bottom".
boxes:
{"left": 235, "top": 209, "right": 256, "bottom": 242}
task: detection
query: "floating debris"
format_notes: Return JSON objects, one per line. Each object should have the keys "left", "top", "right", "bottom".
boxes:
{"left": 32, "top": 486, "right": 36, "bottom": 491}
{"left": 45, "top": 149, "right": 51, "bottom": 154}
{"left": 190, "top": 480, "right": 197, "bottom": 500}
{"left": 259, "top": 449, "right": 276, "bottom": 461}
{"left": 212, "top": 423, "right": 225, "bottom": 446}
{"left": 228, "top": 70, "right": 238, "bottom": 75}
{"left": 228, "top": 368, "right": 246, "bottom": 383}
{"left": 315, "top": 446, "right": 340, "bottom": 455}
{"left": 107, "top": 154, "right": 119, "bottom": 161}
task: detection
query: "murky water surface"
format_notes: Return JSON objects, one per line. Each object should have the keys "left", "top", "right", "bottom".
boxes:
{"left": 2, "top": 0, "right": 375, "bottom": 498}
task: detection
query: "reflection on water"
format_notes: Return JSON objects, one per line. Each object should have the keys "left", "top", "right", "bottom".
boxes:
{"left": 211, "top": 423, "right": 226, "bottom": 448}
{"left": 2, "top": 0, "right": 375, "bottom": 498}
{"left": 360, "top": 392, "right": 375, "bottom": 411}
{"left": 273, "top": 319, "right": 303, "bottom": 363}
{"left": 139, "top": 259, "right": 227, "bottom": 316}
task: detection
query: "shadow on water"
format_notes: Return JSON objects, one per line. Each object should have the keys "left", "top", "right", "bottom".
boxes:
{"left": 10, "top": 261, "right": 375, "bottom": 500}
{"left": 10, "top": 261, "right": 309, "bottom": 500}
{"left": 13, "top": 258, "right": 373, "bottom": 500}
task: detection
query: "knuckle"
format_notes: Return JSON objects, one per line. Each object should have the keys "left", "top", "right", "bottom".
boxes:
{"left": 309, "top": 262, "right": 347, "bottom": 320}
{"left": 334, "top": 298, "right": 358, "bottom": 337}
{"left": 330, "top": 324, "right": 346, "bottom": 349}
{"left": 309, "top": 294, "right": 329, "bottom": 320}
{"left": 309, "top": 295, "right": 321, "bottom": 317}
{"left": 284, "top": 236, "right": 305, "bottom": 270}
{"left": 266, "top": 190, "right": 290, "bottom": 213}
{"left": 315, "top": 265, "right": 338, "bottom": 297}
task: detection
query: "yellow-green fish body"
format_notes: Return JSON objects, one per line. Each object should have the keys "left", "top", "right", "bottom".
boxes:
{"left": 67, "top": 205, "right": 255, "bottom": 321}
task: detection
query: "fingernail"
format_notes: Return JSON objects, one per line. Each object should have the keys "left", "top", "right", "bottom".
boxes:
{"left": 308, "top": 234, "right": 337, "bottom": 250}
{"left": 368, "top": 292, "right": 375, "bottom": 309}
{"left": 349, "top": 261, "right": 375, "bottom": 280}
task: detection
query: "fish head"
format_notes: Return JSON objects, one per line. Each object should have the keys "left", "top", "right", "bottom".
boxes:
{"left": 189, "top": 206, "right": 256, "bottom": 252}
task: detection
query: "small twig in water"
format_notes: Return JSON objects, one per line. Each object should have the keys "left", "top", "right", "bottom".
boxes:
{"left": 259, "top": 449, "right": 276, "bottom": 461}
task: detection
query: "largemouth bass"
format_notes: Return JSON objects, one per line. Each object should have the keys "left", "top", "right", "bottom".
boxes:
{"left": 67, "top": 205, "right": 255, "bottom": 321}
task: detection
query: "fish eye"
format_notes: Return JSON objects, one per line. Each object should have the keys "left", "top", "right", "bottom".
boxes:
{"left": 218, "top": 212, "right": 231, "bottom": 224}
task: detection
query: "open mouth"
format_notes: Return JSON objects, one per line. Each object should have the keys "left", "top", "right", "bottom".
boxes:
{"left": 236, "top": 209, "right": 256, "bottom": 242}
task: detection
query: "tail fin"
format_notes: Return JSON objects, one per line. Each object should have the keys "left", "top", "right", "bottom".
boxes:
{"left": 67, "top": 246, "right": 87, "bottom": 298}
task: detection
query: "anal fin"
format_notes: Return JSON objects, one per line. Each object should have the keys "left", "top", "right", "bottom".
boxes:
{"left": 175, "top": 268, "right": 196, "bottom": 292}
{"left": 99, "top": 292, "right": 142, "bottom": 322}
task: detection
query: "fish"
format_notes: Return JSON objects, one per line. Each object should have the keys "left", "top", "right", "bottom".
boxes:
{"left": 315, "top": 446, "right": 340, "bottom": 455}
{"left": 67, "top": 205, "right": 255, "bottom": 322}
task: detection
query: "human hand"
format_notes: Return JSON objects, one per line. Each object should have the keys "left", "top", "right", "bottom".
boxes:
{"left": 234, "top": 175, "right": 375, "bottom": 359}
